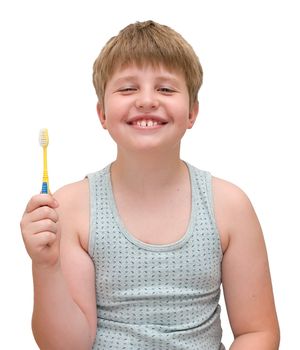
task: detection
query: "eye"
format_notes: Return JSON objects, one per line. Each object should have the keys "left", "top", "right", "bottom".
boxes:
{"left": 158, "top": 87, "right": 176, "bottom": 94}
{"left": 117, "top": 87, "right": 137, "bottom": 94}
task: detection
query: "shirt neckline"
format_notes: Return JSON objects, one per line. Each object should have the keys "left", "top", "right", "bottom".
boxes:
{"left": 106, "top": 161, "right": 196, "bottom": 252}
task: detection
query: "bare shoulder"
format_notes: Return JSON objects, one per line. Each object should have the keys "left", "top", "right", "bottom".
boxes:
{"left": 53, "top": 178, "right": 89, "bottom": 207}
{"left": 53, "top": 178, "right": 89, "bottom": 251}
{"left": 211, "top": 176, "right": 258, "bottom": 253}
{"left": 212, "top": 176, "right": 252, "bottom": 207}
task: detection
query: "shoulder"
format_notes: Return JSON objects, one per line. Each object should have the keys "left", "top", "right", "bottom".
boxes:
{"left": 54, "top": 178, "right": 89, "bottom": 203}
{"left": 212, "top": 176, "right": 252, "bottom": 212}
{"left": 211, "top": 176, "right": 258, "bottom": 252}
{"left": 53, "top": 178, "right": 89, "bottom": 250}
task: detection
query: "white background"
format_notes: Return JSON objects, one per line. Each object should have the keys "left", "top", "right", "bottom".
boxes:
{"left": 0, "top": 0, "right": 299, "bottom": 348}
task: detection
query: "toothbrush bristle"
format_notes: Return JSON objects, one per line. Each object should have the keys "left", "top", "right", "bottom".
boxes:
{"left": 39, "top": 128, "right": 49, "bottom": 147}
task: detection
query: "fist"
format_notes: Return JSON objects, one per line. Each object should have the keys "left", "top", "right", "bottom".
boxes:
{"left": 20, "top": 194, "right": 60, "bottom": 267}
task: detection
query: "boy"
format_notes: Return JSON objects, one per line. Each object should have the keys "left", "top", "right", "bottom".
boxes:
{"left": 20, "top": 20, "right": 280, "bottom": 349}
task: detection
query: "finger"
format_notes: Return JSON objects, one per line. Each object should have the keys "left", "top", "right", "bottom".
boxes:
{"left": 32, "top": 231, "right": 57, "bottom": 247}
{"left": 26, "top": 219, "right": 58, "bottom": 236}
{"left": 24, "top": 194, "right": 59, "bottom": 214}
{"left": 29, "top": 206, "right": 59, "bottom": 223}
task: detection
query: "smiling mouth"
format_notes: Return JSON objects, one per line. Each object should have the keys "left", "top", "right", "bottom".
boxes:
{"left": 128, "top": 119, "right": 168, "bottom": 128}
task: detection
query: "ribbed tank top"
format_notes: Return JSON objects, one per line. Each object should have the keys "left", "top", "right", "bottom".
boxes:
{"left": 87, "top": 162, "right": 225, "bottom": 350}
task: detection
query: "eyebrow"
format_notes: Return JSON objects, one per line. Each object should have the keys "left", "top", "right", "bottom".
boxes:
{"left": 113, "top": 76, "right": 138, "bottom": 84}
{"left": 112, "top": 75, "right": 182, "bottom": 86}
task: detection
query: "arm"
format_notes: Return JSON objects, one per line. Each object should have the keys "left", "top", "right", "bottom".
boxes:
{"left": 21, "top": 180, "right": 96, "bottom": 350}
{"left": 212, "top": 177, "right": 280, "bottom": 349}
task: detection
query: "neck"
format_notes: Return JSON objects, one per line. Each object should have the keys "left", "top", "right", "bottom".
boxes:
{"left": 111, "top": 147, "right": 187, "bottom": 194}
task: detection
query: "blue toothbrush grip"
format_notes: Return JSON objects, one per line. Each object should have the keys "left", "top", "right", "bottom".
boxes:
{"left": 41, "top": 182, "right": 48, "bottom": 194}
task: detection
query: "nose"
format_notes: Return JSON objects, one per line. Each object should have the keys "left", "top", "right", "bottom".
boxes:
{"left": 135, "top": 89, "right": 159, "bottom": 110}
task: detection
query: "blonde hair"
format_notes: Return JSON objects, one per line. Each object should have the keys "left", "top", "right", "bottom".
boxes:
{"left": 93, "top": 20, "right": 203, "bottom": 108}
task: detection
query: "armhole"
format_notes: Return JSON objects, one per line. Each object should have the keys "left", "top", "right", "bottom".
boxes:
{"left": 204, "top": 171, "right": 223, "bottom": 260}
{"left": 86, "top": 173, "right": 96, "bottom": 259}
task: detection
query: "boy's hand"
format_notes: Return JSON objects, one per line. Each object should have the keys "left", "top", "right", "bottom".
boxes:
{"left": 20, "top": 194, "right": 60, "bottom": 268}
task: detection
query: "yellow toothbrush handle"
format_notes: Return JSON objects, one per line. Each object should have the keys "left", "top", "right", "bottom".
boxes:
{"left": 41, "top": 146, "right": 50, "bottom": 194}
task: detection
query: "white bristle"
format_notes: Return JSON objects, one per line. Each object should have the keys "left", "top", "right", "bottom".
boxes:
{"left": 39, "top": 128, "right": 49, "bottom": 147}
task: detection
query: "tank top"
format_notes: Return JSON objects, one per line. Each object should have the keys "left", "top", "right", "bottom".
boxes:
{"left": 87, "top": 162, "right": 225, "bottom": 349}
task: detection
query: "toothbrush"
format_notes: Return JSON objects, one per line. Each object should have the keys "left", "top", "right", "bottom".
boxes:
{"left": 39, "top": 128, "right": 50, "bottom": 194}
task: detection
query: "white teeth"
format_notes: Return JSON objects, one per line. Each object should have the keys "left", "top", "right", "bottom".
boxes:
{"left": 135, "top": 119, "right": 159, "bottom": 127}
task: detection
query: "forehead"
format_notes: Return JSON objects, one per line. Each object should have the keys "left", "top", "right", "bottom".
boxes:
{"left": 109, "top": 63, "right": 186, "bottom": 83}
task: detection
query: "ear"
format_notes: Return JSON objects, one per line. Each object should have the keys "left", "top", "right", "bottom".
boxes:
{"left": 96, "top": 102, "right": 107, "bottom": 129}
{"left": 187, "top": 101, "right": 199, "bottom": 129}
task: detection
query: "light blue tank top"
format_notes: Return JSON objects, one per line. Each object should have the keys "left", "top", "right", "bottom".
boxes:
{"left": 87, "top": 162, "right": 225, "bottom": 349}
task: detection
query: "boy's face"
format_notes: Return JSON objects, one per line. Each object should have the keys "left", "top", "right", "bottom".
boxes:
{"left": 97, "top": 63, "right": 198, "bottom": 154}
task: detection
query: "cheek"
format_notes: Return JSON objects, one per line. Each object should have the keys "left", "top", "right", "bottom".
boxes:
{"left": 175, "top": 103, "right": 191, "bottom": 123}
{"left": 175, "top": 95, "right": 190, "bottom": 115}
{"left": 104, "top": 96, "right": 129, "bottom": 118}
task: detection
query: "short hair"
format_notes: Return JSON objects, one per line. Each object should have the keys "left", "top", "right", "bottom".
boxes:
{"left": 93, "top": 20, "right": 203, "bottom": 109}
